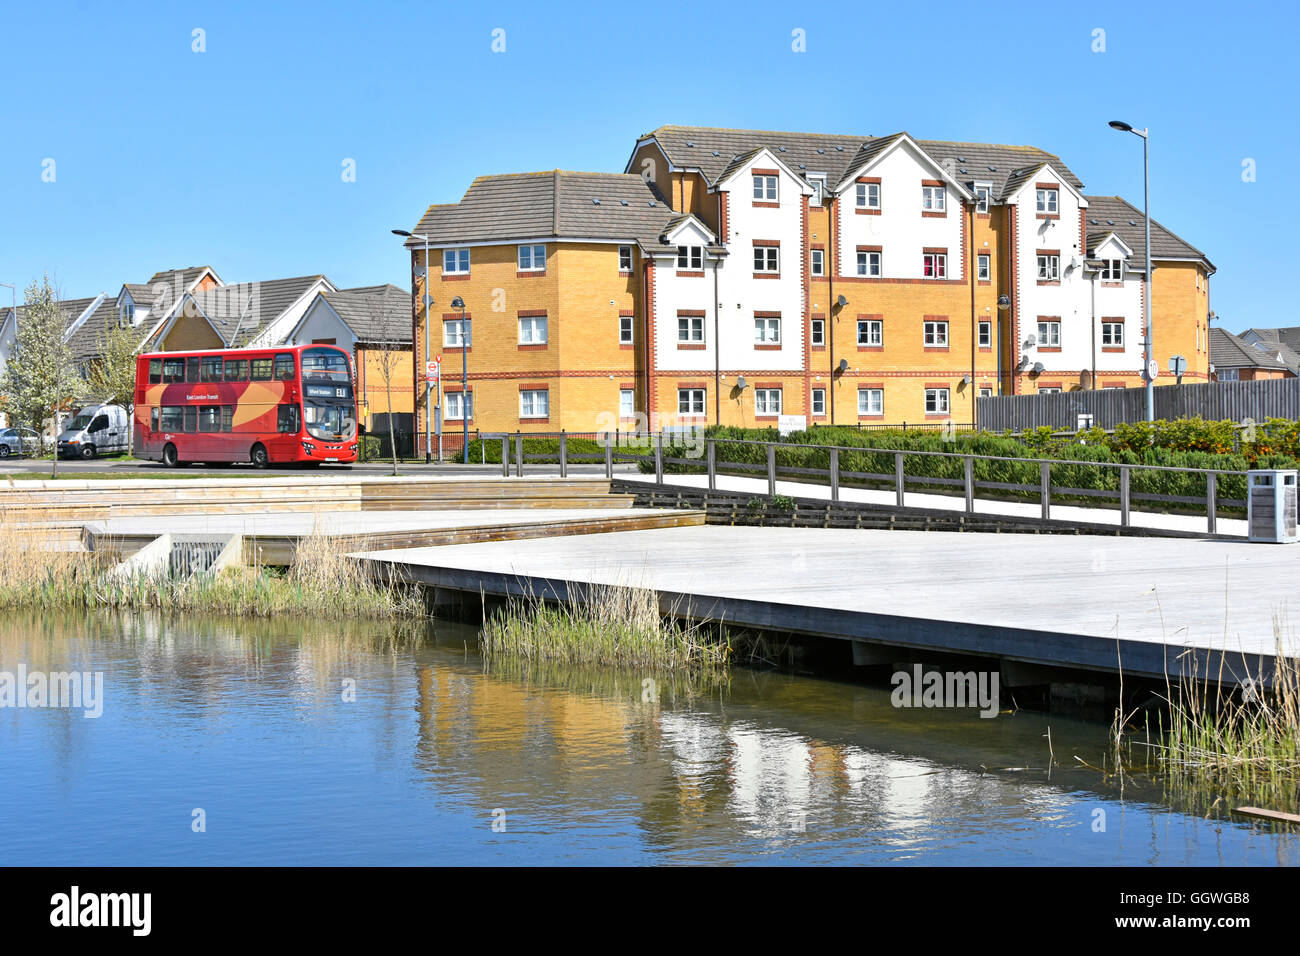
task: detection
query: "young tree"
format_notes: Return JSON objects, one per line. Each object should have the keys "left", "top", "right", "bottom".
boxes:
{"left": 364, "top": 288, "right": 411, "bottom": 477}
{"left": 84, "top": 320, "right": 140, "bottom": 407}
{"left": 0, "top": 274, "right": 75, "bottom": 475}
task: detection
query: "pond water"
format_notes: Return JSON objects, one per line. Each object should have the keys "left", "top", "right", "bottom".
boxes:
{"left": 0, "top": 611, "right": 1293, "bottom": 865}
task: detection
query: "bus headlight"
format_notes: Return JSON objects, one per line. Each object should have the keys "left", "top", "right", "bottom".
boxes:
{"left": 302, "top": 441, "right": 316, "bottom": 453}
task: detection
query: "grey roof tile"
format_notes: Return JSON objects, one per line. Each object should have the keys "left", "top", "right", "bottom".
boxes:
{"left": 319, "top": 285, "right": 411, "bottom": 344}
{"left": 1083, "top": 195, "right": 1213, "bottom": 271}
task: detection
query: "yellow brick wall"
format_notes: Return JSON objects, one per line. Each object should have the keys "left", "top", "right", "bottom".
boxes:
{"left": 156, "top": 311, "right": 225, "bottom": 352}
{"left": 1151, "top": 261, "right": 1211, "bottom": 383}
{"left": 359, "top": 346, "right": 413, "bottom": 419}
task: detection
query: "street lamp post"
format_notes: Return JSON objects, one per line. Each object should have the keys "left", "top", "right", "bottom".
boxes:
{"left": 391, "top": 229, "right": 435, "bottom": 461}
{"left": 451, "top": 296, "right": 469, "bottom": 463}
{"left": 1109, "top": 120, "right": 1154, "bottom": 422}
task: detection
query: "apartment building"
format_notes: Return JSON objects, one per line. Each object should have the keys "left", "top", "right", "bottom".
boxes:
{"left": 404, "top": 124, "right": 1215, "bottom": 442}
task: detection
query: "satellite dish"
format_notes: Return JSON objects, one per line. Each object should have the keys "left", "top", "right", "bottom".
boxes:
{"left": 837, "top": 358, "right": 849, "bottom": 373}
{"left": 961, "top": 373, "right": 972, "bottom": 385}
{"left": 1032, "top": 362, "right": 1045, "bottom": 374}
{"left": 735, "top": 376, "right": 748, "bottom": 390}
{"left": 836, "top": 294, "right": 848, "bottom": 308}
{"left": 1025, "top": 334, "right": 1037, "bottom": 347}
{"left": 1017, "top": 355, "right": 1030, "bottom": 370}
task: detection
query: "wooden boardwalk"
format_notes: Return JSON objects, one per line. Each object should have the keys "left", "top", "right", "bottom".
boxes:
{"left": 356, "top": 525, "right": 1300, "bottom": 687}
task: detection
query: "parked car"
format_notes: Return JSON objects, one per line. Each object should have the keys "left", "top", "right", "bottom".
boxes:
{"left": 0, "top": 426, "right": 42, "bottom": 458}
{"left": 56, "top": 403, "right": 130, "bottom": 459}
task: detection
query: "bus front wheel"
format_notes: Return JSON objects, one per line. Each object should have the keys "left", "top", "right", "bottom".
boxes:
{"left": 250, "top": 443, "right": 269, "bottom": 468}
{"left": 162, "top": 443, "right": 179, "bottom": 467}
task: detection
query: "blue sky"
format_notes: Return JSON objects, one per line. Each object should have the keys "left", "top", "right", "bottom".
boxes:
{"left": 1, "top": 0, "right": 1293, "bottom": 331}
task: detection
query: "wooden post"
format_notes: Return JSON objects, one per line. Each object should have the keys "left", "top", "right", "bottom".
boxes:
{"left": 767, "top": 444, "right": 776, "bottom": 496}
{"left": 830, "top": 447, "right": 840, "bottom": 502}
{"left": 1120, "top": 465, "right": 1131, "bottom": 528}
{"left": 559, "top": 431, "right": 567, "bottom": 478}
{"left": 895, "top": 452, "right": 905, "bottom": 508}
{"left": 1040, "top": 461, "right": 1051, "bottom": 521}
{"left": 654, "top": 432, "right": 663, "bottom": 484}
{"left": 515, "top": 433, "right": 523, "bottom": 478}
{"left": 604, "top": 440, "right": 613, "bottom": 480}
{"left": 964, "top": 455, "right": 974, "bottom": 513}
{"left": 500, "top": 436, "right": 509, "bottom": 478}
{"left": 706, "top": 439, "right": 716, "bottom": 491}
{"left": 1207, "top": 472, "right": 1217, "bottom": 534}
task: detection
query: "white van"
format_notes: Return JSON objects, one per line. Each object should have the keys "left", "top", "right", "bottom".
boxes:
{"left": 57, "top": 403, "right": 130, "bottom": 459}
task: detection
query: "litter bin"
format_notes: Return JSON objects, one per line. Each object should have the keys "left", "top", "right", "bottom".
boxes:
{"left": 1247, "top": 469, "right": 1298, "bottom": 543}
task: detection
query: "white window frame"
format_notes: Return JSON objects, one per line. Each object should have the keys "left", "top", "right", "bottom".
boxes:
{"left": 978, "top": 321, "right": 992, "bottom": 348}
{"left": 923, "top": 321, "right": 948, "bottom": 347}
{"left": 443, "top": 318, "right": 470, "bottom": 348}
{"left": 810, "top": 248, "right": 824, "bottom": 276}
{"left": 855, "top": 182, "right": 881, "bottom": 209}
{"left": 518, "top": 315, "right": 548, "bottom": 344}
{"left": 974, "top": 184, "right": 991, "bottom": 214}
{"left": 1101, "top": 258, "right": 1122, "bottom": 280}
{"left": 1036, "top": 187, "right": 1059, "bottom": 215}
{"left": 445, "top": 391, "right": 473, "bottom": 420}
{"left": 857, "top": 319, "right": 882, "bottom": 347}
{"left": 517, "top": 244, "right": 546, "bottom": 271}
{"left": 519, "top": 389, "right": 549, "bottom": 419}
{"left": 811, "top": 388, "right": 826, "bottom": 416}
{"left": 619, "top": 388, "right": 635, "bottom": 418}
{"left": 978, "top": 387, "right": 993, "bottom": 398}
{"left": 923, "top": 253, "right": 947, "bottom": 278}
{"left": 924, "top": 388, "right": 950, "bottom": 414}
{"left": 1038, "top": 387, "right": 1062, "bottom": 394}
{"left": 753, "top": 245, "right": 780, "bottom": 273}
{"left": 754, "top": 316, "right": 781, "bottom": 344}
{"left": 677, "top": 315, "right": 704, "bottom": 343}
{"left": 856, "top": 251, "right": 882, "bottom": 277}
{"left": 443, "top": 248, "right": 470, "bottom": 275}
{"left": 1037, "top": 320, "right": 1061, "bottom": 347}
{"left": 677, "top": 388, "right": 706, "bottom": 415}
{"left": 753, "top": 174, "right": 778, "bottom": 202}
{"left": 755, "top": 388, "right": 782, "bottom": 416}
{"left": 977, "top": 254, "right": 990, "bottom": 281}
{"left": 1217, "top": 368, "right": 1239, "bottom": 381}
{"left": 676, "top": 246, "right": 703, "bottom": 270}
{"left": 1101, "top": 321, "right": 1124, "bottom": 347}
{"left": 922, "top": 185, "right": 946, "bottom": 211}
{"left": 619, "top": 245, "right": 633, "bottom": 272}
{"left": 619, "top": 315, "right": 634, "bottom": 344}
{"left": 808, "top": 174, "right": 826, "bottom": 204}
{"left": 810, "top": 319, "right": 825, "bottom": 347}
{"left": 858, "top": 388, "right": 884, "bottom": 416}
{"left": 1037, "top": 254, "right": 1060, "bottom": 280}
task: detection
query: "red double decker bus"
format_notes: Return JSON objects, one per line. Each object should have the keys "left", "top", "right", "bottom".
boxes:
{"left": 133, "top": 344, "right": 359, "bottom": 467}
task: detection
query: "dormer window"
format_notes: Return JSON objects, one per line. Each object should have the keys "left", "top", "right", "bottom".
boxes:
{"left": 1035, "top": 187, "right": 1059, "bottom": 216}
{"left": 1100, "top": 259, "right": 1122, "bottom": 280}
{"left": 676, "top": 246, "right": 703, "bottom": 270}
{"left": 808, "top": 174, "right": 826, "bottom": 204}
{"left": 120, "top": 303, "right": 135, "bottom": 327}
{"left": 974, "top": 184, "right": 991, "bottom": 214}
{"left": 752, "top": 174, "right": 778, "bottom": 202}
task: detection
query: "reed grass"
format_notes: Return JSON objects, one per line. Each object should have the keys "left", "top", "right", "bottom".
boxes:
{"left": 0, "top": 509, "right": 421, "bottom": 619}
{"left": 480, "top": 584, "right": 730, "bottom": 675}
{"left": 1114, "top": 618, "right": 1300, "bottom": 813}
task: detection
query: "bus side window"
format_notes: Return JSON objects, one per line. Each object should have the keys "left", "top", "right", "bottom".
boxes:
{"left": 221, "top": 406, "right": 234, "bottom": 432}
{"left": 163, "top": 359, "right": 185, "bottom": 382}
{"left": 252, "top": 357, "right": 273, "bottom": 381}
{"left": 182, "top": 407, "right": 197, "bottom": 433}
{"left": 275, "top": 353, "right": 295, "bottom": 381}
{"left": 160, "top": 406, "right": 183, "bottom": 432}
{"left": 149, "top": 359, "right": 162, "bottom": 385}
{"left": 198, "top": 406, "right": 221, "bottom": 432}
{"left": 201, "top": 357, "right": 223, "bottom": 382}
{"left": 277, "top": 403, "right": 300, "bottom": 433}
{"left": 150, "top": 407, "right": 159, "bottom": 432}
{"left": 224, "top": 359, "right": 248, "bottom": 382}
{"left": 186, "top": 357, "right": 201, "bottom": 383}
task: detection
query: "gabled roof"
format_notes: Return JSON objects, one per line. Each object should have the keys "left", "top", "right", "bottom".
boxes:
{"left": 1083, "top": 196, "right": 1214, "bottom": 272}
{"left": 408, "top": 170, "right": 675, "bottom": 248}
{"left": 315, "top": 285, "right": 411, "bottom": 345}
{"left": 66, "top": 297, "right": 134, "bottom": 364}
{"left": 835, "top": 131, "right": 973, "bottom": 199}
{"left": 1210, "top": 328, "right": 1299, "bottom": 371}
{"left": 190, "top": 275, "right": 330, "bottom": 347}
{"left": 3, "top": 297, "right": 101, "bottom": 351}
{"left": 146, "top": 266, "right": 219, "bottom": 289}
{"left": 633, "top": 124, "right": 1085, "bottom": 197}
{"left": 1087, "top": 230, "right": 1134, "bottom": 258}
{"left": 1239, "top": 327, "right": 1300, "bottom": 354}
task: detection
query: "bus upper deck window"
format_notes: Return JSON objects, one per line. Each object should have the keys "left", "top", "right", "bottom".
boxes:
{"left": 224, "top": 359, "right": 248, "bottom": 382}
{"left": 162, "top": 359, "right": 185, "bottom": 382}
{"left": 274, "top": 353, "right": 295, "bottom": 381}
{"left": 186, "top": 356, "right": 201, "bottom": 383}
{"left": 200, "top": 356, "right": 223, "bottom": 382}
{"left": 149, "top": 359, "right": 162, "bottom": 384}
{"left": 251, "top": 357, "right": 273, "bottom": 381}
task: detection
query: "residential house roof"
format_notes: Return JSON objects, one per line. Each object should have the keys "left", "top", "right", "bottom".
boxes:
{"left": 319, "top": 285, "right": 411, "bottom": 344}
{"left": 190, "top": 275, "right": 330, "bottom": 347}
{"left": 1084, "top": 196, "right": 1214, "bottom": 272}
{"left": 408, "top": 170, "right": 676, "bottom": 249}
{"left": 1240, "top": 326, "right": 1300, "bottom": 354}
{"left": 1210, "top": 328, "right": 1300, "bottom": 372}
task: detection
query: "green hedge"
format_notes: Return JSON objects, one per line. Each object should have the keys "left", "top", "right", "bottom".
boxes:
{"left": 467, "top": 435, "right": 608, "bottom": 464}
